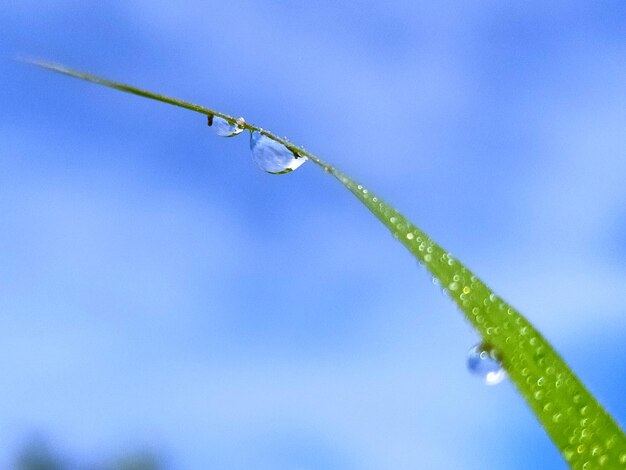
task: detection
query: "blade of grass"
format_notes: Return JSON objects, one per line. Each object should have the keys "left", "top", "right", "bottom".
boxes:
{"left": 25, "top": 59, "right": 626, "bottom": 469}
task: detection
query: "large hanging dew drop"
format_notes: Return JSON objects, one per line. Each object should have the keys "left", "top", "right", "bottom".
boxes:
{"left": 208, "top": 115, "right": 244, "bottom": 137}
{"left": 250, "top": 131, "right": 308, "bottom": 174}
{"left": 467, "top": 342, "right": 507, "bottom": 385}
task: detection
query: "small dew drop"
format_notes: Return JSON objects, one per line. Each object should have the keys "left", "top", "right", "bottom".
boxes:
{"left": 605, "top": 436, "right": 616, "bottom": 450}
{"left": 250, "top": 131, "right": 307, "bottom": 174}
{"left": 208, "top": 115, "right": 244, "bottom": 137}
{"left": 467, "top": 342, "right": 506, "bottom": 386}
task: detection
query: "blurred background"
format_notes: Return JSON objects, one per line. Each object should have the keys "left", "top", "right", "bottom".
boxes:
{"left": 1, "top": 1, "right": 625, "bottom": 469}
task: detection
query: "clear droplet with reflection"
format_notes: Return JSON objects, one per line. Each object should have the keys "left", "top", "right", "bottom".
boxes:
{"left": 208, "top": 115, "right": 244, "bottom": 137}
{"left": 249, "top": 131, "right": 307, "bottom": 174}
{"left": 467, "top": 342, "right": 506, "bottom": 385}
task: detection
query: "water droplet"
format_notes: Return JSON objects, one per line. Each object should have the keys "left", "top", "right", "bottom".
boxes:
{"left": 249, "top": 131, "right": 307, "bottom": 174}
{"left": 208, "top": 115, "right": 244, "bottom": 137}
{"left": 605, "top": 436, "right": 616, "bottom": 450}
{"left": 467, "top": 343, "right": 506, "bottom": 385}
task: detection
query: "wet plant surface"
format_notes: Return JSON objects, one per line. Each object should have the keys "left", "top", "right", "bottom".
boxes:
{"left": 24, "top": 59, "right": 626, "bottom": 470}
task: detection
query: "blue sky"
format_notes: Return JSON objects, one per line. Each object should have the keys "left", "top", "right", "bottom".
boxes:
{"left": 1, "top": 1, "right": 625, "bottom": 469}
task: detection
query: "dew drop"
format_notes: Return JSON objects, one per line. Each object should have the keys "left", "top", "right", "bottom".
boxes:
{"left": 467, "top": 342, "right": 506, "bottom": 385}
{"left": 250, "top": 131, "right": 307, "bottom": 174}
{"left": 605, "top": 436, "right": 616, "bottom": 450}
{"left": 208, "top": 115, "right": 244, "bottom": 137}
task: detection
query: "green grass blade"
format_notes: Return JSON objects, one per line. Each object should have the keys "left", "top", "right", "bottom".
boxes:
{"left": 19, "top": 58, "right": 230, "bottom": 121}
{"left": 25, "top": 59, "right": 626, "bottom": 469}
{"left": 326, "top": 166, "right": 626, "bottom": 469}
